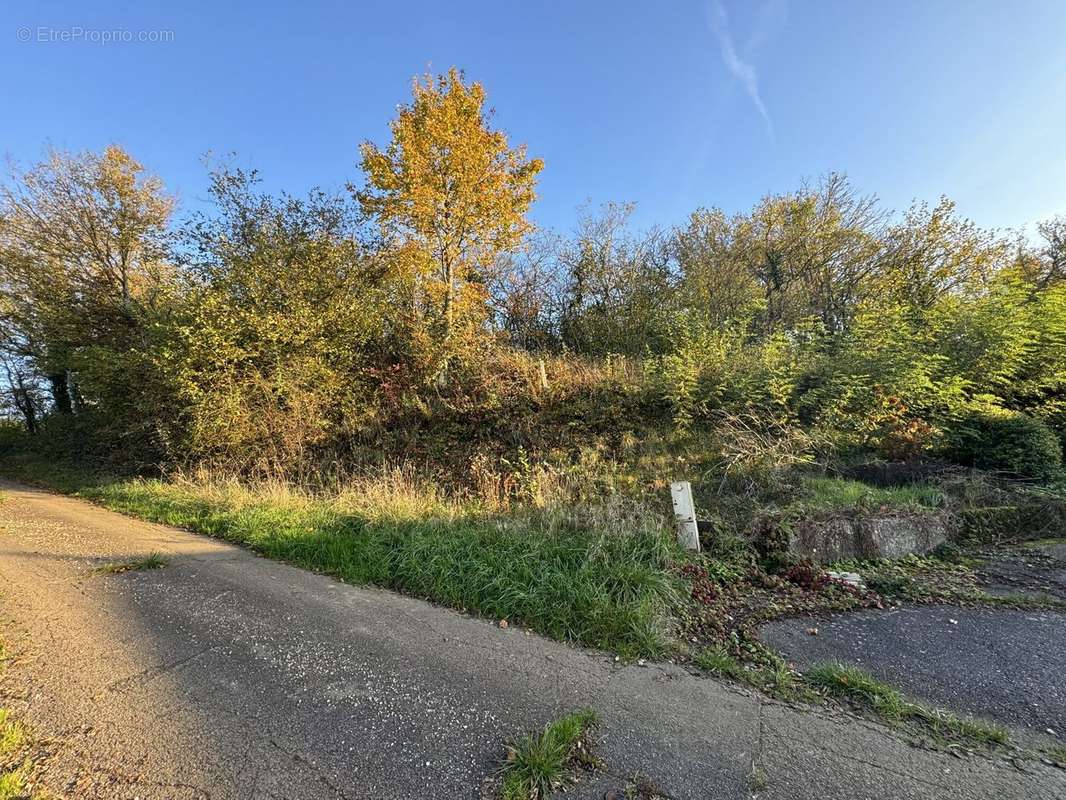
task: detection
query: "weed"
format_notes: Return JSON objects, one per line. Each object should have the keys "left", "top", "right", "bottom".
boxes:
{"left": 0, "top": 764, "right": 28, "bottom": 800}
{"left": 907, "top": 704, "right": 1009, "bottom": 745}
{"left": 500, "top": 710, "right": 598, "bottom": 799}
{"left": 608, "top": 773, "right": 671, "bottom": 800}
{"left": 0, "top": 708, "right": 29, "bottom": 800}
{"left": 748, "top": 763, "right": 768, "bottom": 791}
{"left": 93, "top": 552, "right": 168, "bottom": 574}
{"left": 835, "top": 549, "right": 1066, "bottom": 612}
{"left": 834, "top": 554, "right": 977, "bottom": 604}
{"left": 782, "top": 561, "right": 827, "bottom": 591}
{"left": 694, "top": 646, "right": 817, "bottom": 703}
{"left": 972, "top": 591, "right": 1066, "bottom": 611}
{"left": 806, "top": 662, "right": 907, "bottom": 718}
{"left": 1047, "top": 744, "right": 1066, "bottom": 765}
{"left": 694, "top": 646, "right": 745, "bottom": 680}
{"left": 806, "top": 662, "right": 1007, "bottom": 746}
{"left": 1021, "top": 537, "right": 1066, "bottom": 550}
{"left": 681, "top": 544, "right": 883, "bottom": 681}
{"left": 0, "top": 711, "right": 26, "bottom": 757}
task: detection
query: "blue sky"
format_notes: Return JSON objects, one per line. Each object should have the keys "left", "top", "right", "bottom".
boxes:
{"left": 3, "top": 0, "right": 1065, "bottom": 235}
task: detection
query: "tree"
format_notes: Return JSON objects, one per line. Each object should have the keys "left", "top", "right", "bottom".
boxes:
{"left": 675, "top": 207, "right": 761, "bottom": 330}
{"left": 0, "top": 146, "right": 173, "bottom": 421}
{"left": 357, "top": 68, "right": 543, "bottom": 374}
{"left": 557, "top": 203, "right": 675, "bottom": 355}
{"left": 175, "top": 167, "right": 389, "bottom": 471}
{"left": 491, "top": 229, "right": 566, "bottom": 351}
{"left": 726, "top": 175, "right": 883, "bottom": 335}
{"left": 0, "top": 352, "right": 42, "bottom": 434}
{"left": 1036, "top": 215, "right": 1066, "bottom": 287}
{"left": 874, "top": 197, "right": 1006, "bottom": 314}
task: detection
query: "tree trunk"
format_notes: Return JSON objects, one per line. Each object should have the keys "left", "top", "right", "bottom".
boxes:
{"left": 436, "top": 258, "right": 455, "bottom": 385}
{"left": 68, "top": 372, "right": 86, "bottom": 413}
{"left": 442, "top": 259, "right": 455, "bottom": 345}
{"left": 48, "top": 372, "right": 72, "bottom": 414}
{"left": 7, "top": 370, "right": 38, "bottom": 434}
{"left": 16, "top": 390, "right": 38, "bottom": 434}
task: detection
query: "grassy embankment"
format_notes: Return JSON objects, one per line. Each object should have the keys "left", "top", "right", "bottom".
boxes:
{"left": 0, "top": 454, "right": 682, "bottom": 659}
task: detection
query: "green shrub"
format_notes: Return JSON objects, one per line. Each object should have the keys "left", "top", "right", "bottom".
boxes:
{"left": 0, "top": 422, "right": 28, "bottom": 455}
{"left": 27, "top": 410, "right": 161, "bottom": 469}
{"left": 943, "top": 408, "right": 1063, "bottom": 482}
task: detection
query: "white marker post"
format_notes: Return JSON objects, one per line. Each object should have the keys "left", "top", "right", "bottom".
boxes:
{"left": 670, "top": 481, "right": 701, "bottom": 552}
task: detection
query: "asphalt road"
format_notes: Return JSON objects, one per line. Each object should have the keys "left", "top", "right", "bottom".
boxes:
{"left": 0, "top": 481, "right": 1061, "bottom": 799}
{"left": 762, "top": 604, "right": 1066, "bottom": 736}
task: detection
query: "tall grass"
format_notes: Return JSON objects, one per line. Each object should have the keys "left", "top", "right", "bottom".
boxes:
{"left": 797, "top": 476, "right": 945, "bottom": 512}
{"left": 2, "top": 456, "right": 682, "bottom": 658}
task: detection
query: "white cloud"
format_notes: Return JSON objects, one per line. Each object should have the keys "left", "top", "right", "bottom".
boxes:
{"left": 705, "top": 0, "right": 774, "bottom": 136}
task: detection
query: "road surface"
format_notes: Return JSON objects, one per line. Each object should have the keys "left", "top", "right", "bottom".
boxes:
{"left": 763, "top": 605, "right": 1066, "bottom": 736}
{"left": 0, "top": 481, "right": 1061, "bottom": 799}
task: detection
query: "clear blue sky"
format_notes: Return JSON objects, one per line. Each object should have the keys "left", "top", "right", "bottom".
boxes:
{"left": 3, "top": 0, "right": 1065, "bottom": 234}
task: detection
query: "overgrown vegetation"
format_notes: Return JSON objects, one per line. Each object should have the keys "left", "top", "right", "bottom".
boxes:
{"left": 793, "top": 476, "right": 944, "bottom": 513}
{"left": 806, "top": 662, "right": 1009, "bottom": 746}
{"left": 498, "top": 710, "right": 599, "bottom": 800}
{"left": 0, "top": 68, "right": 1064, "bottom": 741}
{"left": 0, "top": 69, "right": 1063, "bottom": 486}
{"left": 693, "top": 647, "right": 1013, "bottom": 749}
{"left": 682, "top": 518, "right": 1063, "bottom": 746}
{"left": 833, "top": 550, "right": 1066, "bottom": 610}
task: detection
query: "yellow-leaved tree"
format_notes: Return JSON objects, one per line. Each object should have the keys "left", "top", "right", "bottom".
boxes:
{"left": 357, "top": 68, "right": 543, "bottom": 376}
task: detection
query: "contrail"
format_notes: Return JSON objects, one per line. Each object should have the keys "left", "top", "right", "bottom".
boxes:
{"left": 705, "top": 0, "right": 773, "bottom": 136}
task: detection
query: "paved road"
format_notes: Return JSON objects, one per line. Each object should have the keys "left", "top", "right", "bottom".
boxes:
{"left": 978, "top": 543, "right": 1066, "bottom": 601}
{"left": 763, "top": 604, "right": 1066, "bottom": 736}
{"left": 0, "top": 482, "right": 1061, "bottom": 799}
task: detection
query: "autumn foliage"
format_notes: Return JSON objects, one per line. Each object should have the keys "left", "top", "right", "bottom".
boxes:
{"left": 0, "top": 69, "right": 1063, "bottom": 486}
{"left": 357, "top": 68, "right": 543, "bottom": 376}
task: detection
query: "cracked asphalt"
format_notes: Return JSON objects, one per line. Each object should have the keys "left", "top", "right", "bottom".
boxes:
{"left": 0, "top": 480, "right": 1063, "bottom": 799}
